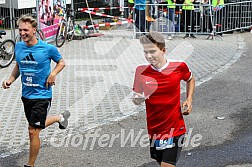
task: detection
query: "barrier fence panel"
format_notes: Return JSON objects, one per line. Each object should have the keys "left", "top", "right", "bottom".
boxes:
{"left": 134, "top": 3, "right": 213, "bottom": 38}
{"left": 2, "top": 0, "right": 250, "bottom": 41}
{"left": 133, "top": 1, "right": 252, "bottom": 38}
{"left": 223, "top": 1, "right": 252, "bottom": 32}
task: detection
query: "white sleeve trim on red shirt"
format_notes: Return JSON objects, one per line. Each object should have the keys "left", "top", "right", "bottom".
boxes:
{"left": 186, "top": 70, "right": 193, "bottom": 82}
{"left": 167, "top": 59, "right": 192, "bottom": 82}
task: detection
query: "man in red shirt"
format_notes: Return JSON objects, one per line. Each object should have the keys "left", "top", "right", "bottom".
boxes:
{"left": 132, "top": 31, "right": 195, "bottom": 167}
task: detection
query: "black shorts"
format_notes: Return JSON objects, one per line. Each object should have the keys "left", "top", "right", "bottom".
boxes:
{"left": 21, "top": 96, "right": 51, "bottom": 129}
{"left": 150, "top": 135, "right": 184, "bottom": 165}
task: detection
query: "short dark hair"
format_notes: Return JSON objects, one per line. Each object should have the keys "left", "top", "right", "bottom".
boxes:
{"left": 139, "top": 31, "right": 165, "bottom": 50}
{"left": 17, "top": 14, "right": 37, "bottom": 28}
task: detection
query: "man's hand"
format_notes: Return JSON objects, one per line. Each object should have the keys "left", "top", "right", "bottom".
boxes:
{"left": 2, "top": 63, "right": 20, "bottom": 89}
{"left": 181, "top": 99, "right": 192, "bottom": 115}
{"left": 132, "top": 93, "right": 146, "bottom": 105}
{"left": 2, "top": 80, "right": 12, "bottom": 89}
{"left": 45, "top": 58, "right": 65, "bottom": 89}
{"left": 46, "top": 73, "right": 56, "bottom": 88}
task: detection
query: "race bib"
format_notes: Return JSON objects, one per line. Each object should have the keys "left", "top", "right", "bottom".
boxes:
{"left": 22, "top": 72, "right": 40, "bottom": 87}
{"left": 154, "top": 137, "right": 174, "bottom": 150}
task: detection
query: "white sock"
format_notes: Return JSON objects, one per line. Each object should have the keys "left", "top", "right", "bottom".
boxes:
{"left": 59, "top": 115, "right": 64, "bottom": 122}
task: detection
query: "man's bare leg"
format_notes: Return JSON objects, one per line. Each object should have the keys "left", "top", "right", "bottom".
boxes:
{"left": 27, "top": 126, "right": 41, "bottom": 166}
{"left": 45, "top": 115, "right": 61, "bottom": 127}
{"left": 26, "top": 115, "right": 60, "bottom": 166}
{"left": 26, "top": 112, "right": 70, "bottom": 166}
{"left": 161, "top": 162, "right": 175, "bottom": 167}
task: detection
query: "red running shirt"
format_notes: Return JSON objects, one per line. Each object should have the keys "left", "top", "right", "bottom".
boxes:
{"left": 133, "top": 60, "right": 192, "bottom": 139}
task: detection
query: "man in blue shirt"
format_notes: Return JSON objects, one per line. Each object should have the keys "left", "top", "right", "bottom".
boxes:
{"left": 2, "top": 14, "right": 69, "bottom": 167}
{"left": 135, "top": 0, "right": 146, "bottom": 35}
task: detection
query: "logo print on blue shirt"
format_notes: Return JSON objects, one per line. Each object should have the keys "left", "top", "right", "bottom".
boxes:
{"left": 21, "top": 53, "right": 38, "bottom": 68}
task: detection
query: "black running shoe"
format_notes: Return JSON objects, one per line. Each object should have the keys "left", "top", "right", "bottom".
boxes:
{"left": 183, "top": 34, "right": 189, "bottom": 39}
{"left": 190, "top": 34, "right": 196, "bottom": 38}
{"left": 58, "top": 110, "right": 70, "bottom": 129}
{"left": 24, "top": 165, "right": 32, "bottom": 167}
{"left": 151, "top": 15, "right": 157, "bottom": 19}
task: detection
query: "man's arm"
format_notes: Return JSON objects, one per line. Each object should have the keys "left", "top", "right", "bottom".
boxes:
{"left": 46, "top": 58, "right": 65, "bottom": 88}
{"left": 2, "top": 62, "right": 20, "bottom": 89}
{"left": 182, "top": 75, "right": 195, "bottom": 115}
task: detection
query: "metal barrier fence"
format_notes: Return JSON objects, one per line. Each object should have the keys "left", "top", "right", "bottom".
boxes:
{"left": 1, "top": 0, "right": 251, "bottom": 41}
{"left": 134, "top": 1, "right": 252, "bottom": 38}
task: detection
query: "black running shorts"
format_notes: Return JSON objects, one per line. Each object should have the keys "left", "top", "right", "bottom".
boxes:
{"left": 150, "top": 135, "right": 184, "bottom": 165}
{"left": 21, "top": 96, "right": 51, "bottom": 129}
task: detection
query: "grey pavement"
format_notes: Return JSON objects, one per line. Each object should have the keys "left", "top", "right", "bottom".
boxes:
{"left": 0, "top": 29, "right": 251, "bottom": 167}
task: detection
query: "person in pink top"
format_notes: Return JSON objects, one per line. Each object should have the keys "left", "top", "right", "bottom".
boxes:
{"left": 132, "top": 31, "right": 195, "bottom": 167}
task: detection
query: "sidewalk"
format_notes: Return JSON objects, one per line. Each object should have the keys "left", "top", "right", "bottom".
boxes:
{"left": 0, "top": 30, "right": 250, "bottom": 167}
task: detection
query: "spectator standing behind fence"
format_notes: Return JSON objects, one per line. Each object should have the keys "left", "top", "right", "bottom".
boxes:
{"left": 209, "top": 0, "right": 224, "bottom": 36}
{"left": 127, "top": 0, "right": 134, "bottom": 29}
{"left": 134, "top": 0, "right": 146, "bottom": 36}
{"left": 128, "top": 0, "right": 134, "bottom": 19}
{"left": 132, "top": 31, "right": 195, "bottom": 167}
{"left": 149, "top": 0, "right": 156, "bottom": 19}
{"left": 166, "top": 0, "right": 176, "bottom": 40}
{"left": 182, "top": 0, "right": 196, "bottom": 38}
{"left": 200, "top": 0, "right": 209, "bottom": 32}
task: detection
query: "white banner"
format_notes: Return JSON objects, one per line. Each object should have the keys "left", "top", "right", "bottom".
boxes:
{"left": 18, "top": 0, "right": 36, "bottom": 9}
{"left": 0, "top": 0, "right": 5, "bottom": 4}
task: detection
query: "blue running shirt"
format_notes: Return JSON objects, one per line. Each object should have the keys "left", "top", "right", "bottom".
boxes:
{"left": 15, "top": 40, "right": 62, "bottom": 99}
{"left": 135, "top": 0, "right": 146, "bottom": 10}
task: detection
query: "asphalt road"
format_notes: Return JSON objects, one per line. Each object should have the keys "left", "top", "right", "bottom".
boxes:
{"left": 167, "top": 33, "right": 252, "bottom": 167}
